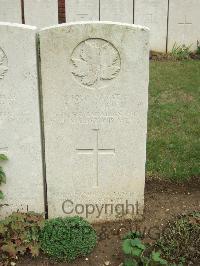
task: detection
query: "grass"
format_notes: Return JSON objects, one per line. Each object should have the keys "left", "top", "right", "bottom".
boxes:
{"left": 147, "top": 60, "right": 200, "bottom": 181}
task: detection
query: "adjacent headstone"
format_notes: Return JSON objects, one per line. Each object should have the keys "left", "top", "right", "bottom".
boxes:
{"left": 24, "top": 0, "right": 58, "bottom": 28}
{"left": 134, "top": 0, "right": 168, "bottom": 52}
{"left": 66, "top": 0, "right": 99, "bottom": 22}
{"left": 100, "top": 0, "right": 133, "bottom": 24}
{"left": 0, "top": 23, "right": 44, "bottom": 218}
{"left": 39, "top": 22, "right": 149, "bottom": 222}
{"left": 0, "top": 0, "right": 22, "bottom": 23}
{"left": 168, "top": 0, "right": 200, "bottom": 51}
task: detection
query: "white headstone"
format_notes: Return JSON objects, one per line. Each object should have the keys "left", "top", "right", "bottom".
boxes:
{"left": 100, "top": 0, "right": 133, "bottom": 24}
{"left": 0, "top": 0, "right": 22, "bottom": 23}
{"left": 24, "top": 0, "right": 58, "bottom": 28}
{"left": 66, "top": 0, "right": 99, "bottom": 22}
{"left": 168, "top": 0, "right": 200, "bottom": 52}
{"left": 134, "top": 0, "right": 168, "bottom": 52}
{"left": 0, "top": 23, "right": 44, "bottom": 218}
{"left": 39, "top": 22, "right": 149, "bottom": 222}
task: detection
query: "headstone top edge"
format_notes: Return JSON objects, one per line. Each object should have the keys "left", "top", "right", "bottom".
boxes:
{"left": 39, "top": 21, "right": 150, "bottom": 33}
{"left": 0, "top": 22, "right": 37, "bottom": 31}
{"left": 25, "top": 0, "right": 57, "bottom": 2}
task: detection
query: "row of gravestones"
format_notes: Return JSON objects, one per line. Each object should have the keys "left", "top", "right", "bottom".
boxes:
{"left": 0, "top": 21, "right": 149, "bottom": 222}
{"left": 0, "top": 0, "right": 200, "bottom": 52}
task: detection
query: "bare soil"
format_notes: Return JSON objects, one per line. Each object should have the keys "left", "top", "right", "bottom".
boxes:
{"left": 17, "top": 178, "right": 200, "bottom": 266}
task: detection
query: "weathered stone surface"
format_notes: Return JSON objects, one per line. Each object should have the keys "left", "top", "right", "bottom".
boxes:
{"left": 39, "top": 22, "right": 149, "bottom": 222}
{"left": 24, "top": 0, "right": 58, "bottom": 28}
{"left": 100, "top": 0, "right": 133, "bottom": 24}
{"left": 0, "top": 23, "right": 44, "bottom": 218}
{"left": 168, "top": 0, "right": 200, "bottom": 51}
{"left": 66, "top": 0, "right": 99, "bottom": 22}
{"left": 135, "top": 0, "right": 168, "bottom": 52}
{"left": 0, "top": 0, "right": 22, "bottom": 23}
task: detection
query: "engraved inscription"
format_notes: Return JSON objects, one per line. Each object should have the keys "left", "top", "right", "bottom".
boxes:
{"left": 71, "top": 38, "right": 121, "bottom": 89}
{"left": 46, "top": 91, "right": 142, "bottom": 126}
{"left": 69, "top": 112, "right": 135, "bottom": 125}
{"left": 50, "top": 93, "right": 139, "bottom": 125}
{"left": 0, "top": 47, "right": 8, "bottom": 80}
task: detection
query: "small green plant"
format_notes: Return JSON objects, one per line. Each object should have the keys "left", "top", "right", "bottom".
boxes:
{"left": 0, "top": 154, "right": 8, "bottom": 200}
{"left": 157, "top": 212, "right": 200, "bottom": 264}
{"left": 122, "top": 231, "right": 168, "bottom": 265}
{"left": 40, "top": 216, "right": 97, "bottom": 261}
{"left": 171, "top": 43, "right": 191, "bottom": 60}
{"left": 196, "top": 40, "right": 200, "bottom": 55}
{"left": 0, "top": 212, "right": 45, "bottom": 261}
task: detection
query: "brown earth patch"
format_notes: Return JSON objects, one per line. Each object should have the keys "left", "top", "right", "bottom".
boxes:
{"left": 16, "top": 178, "right": 200, "bottom": 266}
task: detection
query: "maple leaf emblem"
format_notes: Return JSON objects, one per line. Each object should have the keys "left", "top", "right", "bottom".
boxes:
{"left": 0, "top": 48, "right": 8, "bottom": 80}
{"left": 71, "top": 39, "right": 121, "bottom": 88}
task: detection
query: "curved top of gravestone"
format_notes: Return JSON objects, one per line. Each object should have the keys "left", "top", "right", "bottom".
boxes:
{"left": 39, "top": 21, "right": 150, "bottom": 32}
{"left": 0, "top": 22, "right": 37, "bottom": 30}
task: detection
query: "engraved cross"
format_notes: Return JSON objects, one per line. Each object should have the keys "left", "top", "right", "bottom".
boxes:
{"left": 77, "top": 13, "right": 88, "bottom": 19}
{"left": 178, "top": 16, "right": 192, "bottom": 32}
{"left": 178, "top": 16, "right": 192, "bottom": 27}
{"left": 76, "top": 129, "right": 115, "bottom": 188}
{"left": 145, "top": 14, "right": 153, "bottom": 24}
{"left": 178, "top": 16, "right": 192, "bottom": 43}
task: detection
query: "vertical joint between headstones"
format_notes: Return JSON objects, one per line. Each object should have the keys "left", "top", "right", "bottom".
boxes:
{"left": 36, "top": 33, "right": 48, "bottom": 219}
{"left": 166, "top": 0, "right": 170, "bottom": 53}
{"left": 21, "top": 0, "right": 25, "bottom": 24}
{"left": 99, "top": 0, "right": 101, "bottom": 21}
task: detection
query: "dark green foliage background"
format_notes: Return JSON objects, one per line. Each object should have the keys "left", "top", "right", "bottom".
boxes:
{"left": 0, "top": 154, "right": 8, "bottom": 199}
{"left": 0, "top": 212, "right": 44, "bottom": 260}
{"left": 157, "top": 212, "right": 200, "bottom": 264}
{"left": 40, "top": 216, "right": 97, "bottom": 261}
